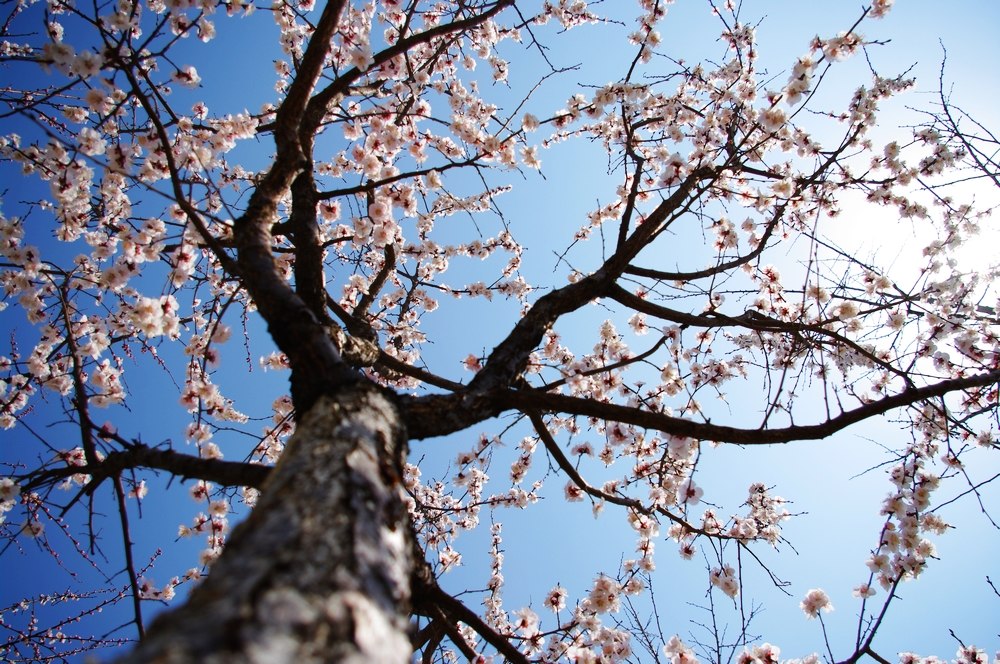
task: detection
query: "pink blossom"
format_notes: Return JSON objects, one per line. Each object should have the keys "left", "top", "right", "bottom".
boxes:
{"left": 800, "top": 588, "right": 833, "bottom": 618}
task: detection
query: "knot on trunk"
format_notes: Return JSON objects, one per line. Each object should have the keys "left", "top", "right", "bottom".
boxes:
{"left": 327, "top": 325, "right": 380, "bottom": 367}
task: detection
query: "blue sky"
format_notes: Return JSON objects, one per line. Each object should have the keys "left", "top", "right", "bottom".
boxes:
{"left": 1, "top": 0, "right": 999, "bottom": 661}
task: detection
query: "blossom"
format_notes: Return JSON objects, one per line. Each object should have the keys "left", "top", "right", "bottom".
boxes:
{"left": 759, "top": 106, "right": 787, "bottom": 133}
{"left": 521, "top": 146, "right": 541, "bottom": 169}
{"left": 85, "top": 88, "right": 110, "bottom": 112}
{"left": 709, "top": 564, "right": 739, "bottom": 598}
{"left": 439, "top": 546, "right": 461, "bottom": 569}
{"left": 740, "top": 643, "right": 780, "bottom": 664}
{"left": 800, "top": 588, "right": 832, "bottom": 618}
{"left": 587, "top": 575, "right": 621, "bottom": 613}
{"left": 0, "top": 477, "right": 19, "bottom": 502}
{"left": 835, "top": 301, "right": 859, "bottom": 320}
{"left": 512, "top": 607, "right": 539, "bottom": 635}
{"left": 852, "top": 583, "right": 876, "bottom": 598}
{"left": 679, "top": 478, "right": 702, "bottom": 505}
{"left": 368, "top": 199, "right": 392, "bottom": 223}
{"left": 628, "top": 312, "right": 649, "bottom": 335}
{"left": 564, "top": 481, "right": 585, "bottom": 502}
{"left": 784, "top": 56, "right": 815, "bottom": 105}
{"left": 172, "top": 65, "right": 201, "bottom": 87}
{"left": 22, "top": 518, "right": 44, "bottom": 537}
{"left": 71, "top": 50, "right": 103, "bottom": 78}
{"left": 544, "top": 585, "right": 567, "bottom": 612}
{"left": 821, "top": 32, "right": 863, "bottom": 61}
{"left": 955, "top": 646, "right": 988, "bottom": 664}
{"left": 663, "top": 635, "right": 698, "bottom": 664}
{"left": 623, "top": 576, "right": 645, "bottom": 594}
{"left": 372, "top": 222, "right": 395, "bottom": 247}
{"left": 806, "top": 284, "right": 830, "bottom": 302}
{"left": 870, "top": 0, "right": 894, "bottom": 18}
{"left": 0, "top": 478, "right": 19, "bottom": 525}
{"left": 771, "top": 178, "right": 794, "bottom": 198}
{"left": 350, "top": 46, "right": 373, "bottom": 71}
{"left": 42, "top": 39, "right": 75, "bottom": 74}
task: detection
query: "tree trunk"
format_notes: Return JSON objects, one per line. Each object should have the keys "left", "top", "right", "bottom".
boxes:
{"left": 117, "top": 384, "right": 413, "bottom": 663}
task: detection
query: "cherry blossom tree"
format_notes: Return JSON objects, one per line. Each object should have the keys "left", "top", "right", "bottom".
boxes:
{"left": 1, "top": 0, "right": 997, "bottom": 661}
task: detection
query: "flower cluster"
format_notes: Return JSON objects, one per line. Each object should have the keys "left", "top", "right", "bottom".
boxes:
{"left": 863, "top": 443, "right": 950, "bottom": 592}
{"left": 177, "top": 480, "right": 229, "bottom": 568}
{"left": 0, "top": 477, "right": 20, "bottom": 525}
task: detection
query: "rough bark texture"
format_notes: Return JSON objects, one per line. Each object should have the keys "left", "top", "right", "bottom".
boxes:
{"left": 116, "top": 385, "right": 412, "bottom": 663}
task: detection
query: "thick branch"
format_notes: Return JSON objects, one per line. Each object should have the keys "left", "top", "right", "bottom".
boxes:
{"left": 21, "top": 444, "right": 271, "bottom": 493}
{"left": 623, "top": 198, "right": 787, "bottom": 282}
{"left": 233, "top": 0, "right": 356, "bottom": 411}
{"left": 500, "top": 370, "right": 1000, "bottom": 445}
{"left": 467, "top": 169, "right": 712, "bottom": 397}
{"left": 403, "top": 369, "right": 998, "bottom": 441}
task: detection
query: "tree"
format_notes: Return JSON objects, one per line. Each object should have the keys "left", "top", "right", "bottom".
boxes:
{"left": 1, "top": 0, "right": 997, "bottom": 661}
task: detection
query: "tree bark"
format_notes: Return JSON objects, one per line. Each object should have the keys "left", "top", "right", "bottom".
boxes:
{"left": 117, "top": 384, "right": 412, "bottom": 663}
